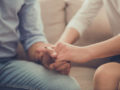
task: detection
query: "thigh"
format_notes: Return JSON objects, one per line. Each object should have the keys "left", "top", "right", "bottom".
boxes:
{"left": 0, "top": 60, "right": 80, "bottom": 90}
{"left": 94, "top": 62, "right": 120, "bottom": 90}
{"left": 95, "top": 62, "right": 120, "bottom": 80}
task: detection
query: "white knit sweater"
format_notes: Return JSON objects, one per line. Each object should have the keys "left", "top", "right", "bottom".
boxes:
{"left": 67, "top": 0, "right": 120, "bottom": 36}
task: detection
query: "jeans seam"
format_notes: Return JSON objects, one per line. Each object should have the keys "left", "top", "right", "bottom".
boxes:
{"left": 0, "top": 84, "right": 39, "bottom": 90}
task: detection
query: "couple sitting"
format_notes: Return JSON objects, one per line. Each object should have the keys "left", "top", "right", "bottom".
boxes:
{"left": 1, "top": 0, "right": 120, "bottom": 90}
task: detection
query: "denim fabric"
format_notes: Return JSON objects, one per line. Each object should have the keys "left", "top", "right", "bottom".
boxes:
{"left": 0, "top": 60, "right": 80, "bottom": 90}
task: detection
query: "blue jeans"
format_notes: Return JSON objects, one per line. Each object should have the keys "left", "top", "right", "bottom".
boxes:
{"left": 0, "top": 59, "right": 80, "bottom": 90}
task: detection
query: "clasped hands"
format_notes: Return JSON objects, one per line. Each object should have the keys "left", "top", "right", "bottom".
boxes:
{"left": 28, "top": 42, "right": 71, "bottom": 75}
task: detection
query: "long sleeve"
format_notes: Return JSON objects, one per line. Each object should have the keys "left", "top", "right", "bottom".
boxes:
{"left": 18, "top": 0, "right": 48, "bottom": 51}
{"left": 67, "top": 0, "right": 103, "bottom": 35}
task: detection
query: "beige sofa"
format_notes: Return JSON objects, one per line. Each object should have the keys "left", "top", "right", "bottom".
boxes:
{"left": 17, "top": 0, "right": 115, "bottom": 90}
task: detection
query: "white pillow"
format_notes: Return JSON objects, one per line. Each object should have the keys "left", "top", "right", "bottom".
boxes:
{"left": 40, "top": 0, "right": 66, "bottom": 43}
{"left": 65, "top": 0, "right": 112, "bottom": 45}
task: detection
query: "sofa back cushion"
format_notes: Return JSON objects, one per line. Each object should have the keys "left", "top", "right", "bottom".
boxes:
{"left": 40, "top": 0, "right": 66, "bottom": 44}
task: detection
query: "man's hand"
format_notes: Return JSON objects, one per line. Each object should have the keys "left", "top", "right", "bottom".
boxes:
{"left": 41, "top": 52, "right": 55, "bottom": 69}
{"left": 28, "top": 42, "right": 53, "bottom": 65}
{"left": 49, "top": 61, "right": 71, "bottom": 75}
{"left": 28, "top": 42, "right": 57, "bottom": 69}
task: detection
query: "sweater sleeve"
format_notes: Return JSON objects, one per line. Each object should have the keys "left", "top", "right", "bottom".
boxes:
{"left": 67, "top": 0, "right": 103, "bottom": 35}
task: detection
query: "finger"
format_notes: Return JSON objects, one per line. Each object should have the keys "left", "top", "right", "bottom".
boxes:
{"left": 51, "top": 45, "right": 55, "bottom": 49}
{"left": 42, "top": 57, "right": 50, "bottom": 69}
{"left": 66, "top": 66, "right": 71, "bottom": 75}
{"left": 49, "top": 61, "right": 71, "bottom": 75}
{"left": 56, "top": 63, "right": 68, "bottom": 71}
{"left": 49, "top": 64, "right": 54, "bottom": 70}
{"left": 50, "top": 61, "right": 69, "bottom": 71}
{"left": 42, "top": 53, "right": 55, "bottom": 69}
{"left": 56, "top": 63, "right": 71, "bottom": 75}
{"left": 56, "top": 59, "right": 66, "bottom": 62}
{"left": 32, "top": 51, "right": 42, "bottom": 62}
{"left": 51, "top": 52, "right": 57, "bottom": 59}
{"left": 42, "top": 53, "right": 50, "bottom": 69}
{"left": 37, "top": 52, "right": 44, "bottom": 62}
{"left": 60, "top": 69, "right": 68, "bottom": 75}
{"left": 64, "top": 63, "right": 71, "bottom": 75}
{"left": 33, "top": 45, "right": 46, "bottom": 60}
{"left": 49, "top": 61, "right": 65, "bottom": 70}
{"left": 56, "top": 55, "right": 68, "bottom": 62}
{"left": 45, "top": 47, "right": 57, "bottom": 58}
{"left": 54, "top": 62, "right": 70, "bottom": 75}
{"left": 58, "top": 61, "right": 71, "bottom": 75}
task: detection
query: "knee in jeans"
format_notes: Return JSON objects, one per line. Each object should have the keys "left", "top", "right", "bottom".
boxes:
{"left": 7, "top": 61, "right": 80, "bottom": 90}
{"left": 61, "top": 81, "right": 80, "bottom": 90}
{"left": 48, "top": 77, "right": 80, "bottom": 90}
{"left": 9, "top": 60, "right": 40, "bottom": 71}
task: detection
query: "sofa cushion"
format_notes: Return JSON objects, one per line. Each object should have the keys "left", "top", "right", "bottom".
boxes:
{"left": 40, "top": 0, "right": 66, "bottom": 44}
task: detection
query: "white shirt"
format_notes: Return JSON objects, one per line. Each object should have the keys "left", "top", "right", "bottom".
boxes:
{"left": 67, "top": 0, "right": 120, "bottom": 36}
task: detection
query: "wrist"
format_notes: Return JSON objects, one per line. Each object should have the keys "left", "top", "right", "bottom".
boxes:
{"left": 83, "top": 46, "right": 97, "bottom": 62}
{"left": 29, "top": 42, "right": 52, "bottom": 50}
{"left": 56, "top": 28, "right": 80, "bottom": 44}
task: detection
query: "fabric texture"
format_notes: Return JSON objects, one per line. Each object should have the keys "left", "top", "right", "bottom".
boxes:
{"left": 0, "top": 60, "right": 80, "bottom": 90}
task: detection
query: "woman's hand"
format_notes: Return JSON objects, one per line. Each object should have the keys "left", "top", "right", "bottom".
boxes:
{"left": 55, "top": 42, "right": 93, "bottom": 63}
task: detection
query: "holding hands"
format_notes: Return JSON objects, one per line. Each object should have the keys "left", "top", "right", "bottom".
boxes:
{"left": 55, "top": 42, "right": 92, "bottom": 63}
{"left": 28, "top": 42, "right": 71, "bottom": 75}
{"left": 28, "top": 42, "right": 92, "bottom": 75}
